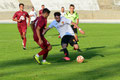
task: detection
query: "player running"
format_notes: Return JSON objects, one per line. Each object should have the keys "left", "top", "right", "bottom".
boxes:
{"left": 65, "top": 4, "right": 79, "bottom": 42}
{"left": 43, "top": 12, "right": 85, "bottom": 61}
{"left": 13, "top": 3, "right": 30, "bottom": 50}
{"left": 33, "top": 8, "right": 52, "bottom": 65}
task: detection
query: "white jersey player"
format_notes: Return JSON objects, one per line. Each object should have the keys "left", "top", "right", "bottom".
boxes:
{"left": 43, "top": 12, "right": 85, "bottom": 61}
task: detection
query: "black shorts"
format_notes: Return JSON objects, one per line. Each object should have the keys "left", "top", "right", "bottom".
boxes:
{"left": 61, "top": 35, "right": 77, "bottom": 46}
{"left": 71, "top": 25, "right": 77, "bottom": 34}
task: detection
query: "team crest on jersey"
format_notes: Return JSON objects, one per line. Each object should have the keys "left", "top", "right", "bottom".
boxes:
{"left": 73, "top": 39, "right": 75, "bottom": 42}
{"left": 61, "top": 21, "right": 64, "bottom": 24}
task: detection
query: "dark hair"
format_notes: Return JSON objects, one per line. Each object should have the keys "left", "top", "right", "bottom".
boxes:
{"left": 54, "top": 12, "right": 61, "bottom": 17}
{"left": 42, "top": 8, "right": 50, "bottom": 14}
{"left": 70, "top": 4, "right": 74, "bottom": 7}
{"left": 61, "top": 7, "right": 64, "bottom": 9}
{"left": 41, "top": 5, "right": 45, "bottom": 6}
{"left": 19, "top": 3, "right": 24, "bottom": 7}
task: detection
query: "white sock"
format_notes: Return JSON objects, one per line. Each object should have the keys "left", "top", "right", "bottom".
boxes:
{"left": 42, "top": 60, "right": 46, "bottom": 62}
{"left": 36, "top": 54, "right": 39, "bottom": 57}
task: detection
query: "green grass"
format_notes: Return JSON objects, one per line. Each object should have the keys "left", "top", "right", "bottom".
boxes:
{"left": 0, "top": 23, "right": 120, "bottom": 80}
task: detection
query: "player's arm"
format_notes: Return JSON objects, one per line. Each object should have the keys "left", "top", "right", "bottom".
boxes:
{"left": 12, "top": 13, "right": 21, "bottom": 22}
{"left": 36, "top": 27, "right": 43, "bottom": 44}
{"left": 43, "top": 22, "right": 54, "bottom": 35}
{"left": 42, "top": 27, "right": 51, "bottom": 35}
{"left": 71, "top": 22, "right": 85, "bottom": 34}
{"left": 76, "top": 19, "right": 79, "bottom": 25}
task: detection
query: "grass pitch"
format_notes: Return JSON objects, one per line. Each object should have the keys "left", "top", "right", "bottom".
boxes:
{"left": 0, "top": 23, "right": 120, "bottom": 80}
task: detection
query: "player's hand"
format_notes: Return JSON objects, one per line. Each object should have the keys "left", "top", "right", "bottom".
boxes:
{"left": 42, "top": 30, "right": 45, "bottom": 35}
{"left": 74, "top": 26, "right": 77, "bottom": 28}
{"left": 39, "top": 39, "right": 43, "bottom": 45}
{"left": 17, "top": 19, "right": 22, "bottom": 22}
{"left": 27, "top": 22, "right": 30, "bottom": 27}
{"left": 79, "top": 30, "right": 85, "bottom": 34}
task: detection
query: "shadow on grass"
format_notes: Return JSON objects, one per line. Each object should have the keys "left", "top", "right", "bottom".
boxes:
{"left": 85, "top": 46, "right": 106, "bottom": 51}
{"left": 0, "top": 58, "right": 34, "bottom": 68}
{"left": 53, "top": 62, "right": 120, "bottom": 80}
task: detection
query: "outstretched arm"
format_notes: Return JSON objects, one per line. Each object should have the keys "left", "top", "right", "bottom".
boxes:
{"left": 42, "top": 27, "right": 51, "bottom": 35}
{"left": 71, "top": 22, "right": 85, "bottom": 34}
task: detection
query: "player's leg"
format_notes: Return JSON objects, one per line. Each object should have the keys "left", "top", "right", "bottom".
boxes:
{"left": 42, "top": 45, "right": 52, "bottom": 64}
{"left": 69, "top": 36, "right": 82, "bottom": 52}
{"left": 22, "top": 26, "right": 27, "bottom": 50}
{"left": 22, "top": 32, "right": 26, "bottom": 49}
{"left": 18, "top": 25, "right": 24, "bottom": 46}
{"left": 61, "top": 36, "right": 70, "bottom": 61}
{"left": 34, "top": 37, "right": 52, "bottom": 64}
{"left": 42, "top": 38, "right": 52, "bottom": 64}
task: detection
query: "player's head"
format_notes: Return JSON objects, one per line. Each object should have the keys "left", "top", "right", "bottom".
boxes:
{"left": 41, "top": 5, "right": 45, "bottom": 9}
{"left": 19, "top": 3, "right": 24, "bottom": 11}
{"left": 54, "top": 12, "right": 61, "bottom": 22}
{"left": 61, "top": 7, "right": 65, "bottom": 12}
{"left": 69, "top": 4, "right": 75, "bottom": 12}
{"left": 32, "top": 7, "right": 34, "bottom": 11}
{"left": 42, "top": 8, "right": 50, "bottom": 18}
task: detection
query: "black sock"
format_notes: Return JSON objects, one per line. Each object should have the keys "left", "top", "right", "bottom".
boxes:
{"left": 63, "top": 48, "right": 69, "bottom": 57}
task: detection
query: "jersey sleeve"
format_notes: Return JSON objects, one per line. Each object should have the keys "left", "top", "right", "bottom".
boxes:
{"left": 13, "top": 12, "right": 17, "bottom": 19}
{"left": 48, "top": 21, "right": 54, "bottom": 28}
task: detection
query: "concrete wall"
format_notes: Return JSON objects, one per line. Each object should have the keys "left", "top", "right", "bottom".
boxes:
{"left": 0, "top": 0, "right": 120, "bottom": 20}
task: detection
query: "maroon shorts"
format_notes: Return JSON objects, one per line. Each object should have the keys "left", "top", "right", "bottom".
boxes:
{"left": 34, "top": 35, "right": 50, "bottom": 49}
{"left": 17, "top": 24, "right": 27, "bottom": 35}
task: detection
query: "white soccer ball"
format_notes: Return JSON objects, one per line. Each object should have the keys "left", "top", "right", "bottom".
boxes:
{"left": 76, "top": 55, "right": 84, "bottom": 63}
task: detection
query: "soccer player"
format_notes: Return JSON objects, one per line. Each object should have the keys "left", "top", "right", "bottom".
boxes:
{"left": 43, "top": 12, "right": 85, "bottom": 61}
{"left": 39, "top": 5, "right": 47, "bottom": 29}
{"left": 65, "top": 4, "right": 79, "bottom": 42}
{"left": 60, "top": 7, "right": 66, "bottom": 17}
{"left": 29, "top": 7, "right": 37, "bottom": 32}
{"left": 13, "top": 3, "right": 30, "bottom": 50}
{"left": 33, "top": 8, "right": 52, "bottom": 64}
{"left": 39, "top": 5, "right": 45, "bottom": 16}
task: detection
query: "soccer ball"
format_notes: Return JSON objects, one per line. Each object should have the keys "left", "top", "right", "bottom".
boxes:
{"left": 76, "top": 55, "right": 84, "bottom": 63}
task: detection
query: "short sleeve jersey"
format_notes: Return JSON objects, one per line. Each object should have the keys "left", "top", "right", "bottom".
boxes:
{"left": 13, "top": 11, "right": 29, "bottom": 24}
{"left": 65, "top": 11, "right": 79, "bottom": 23}
{"left": 49, "top": 17, "right": 75, "bottom": 38}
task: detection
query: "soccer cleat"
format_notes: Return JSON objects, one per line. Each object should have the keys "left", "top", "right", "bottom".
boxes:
{"left": 64, "top": 57, "right": 70, "bottom": 61}
{"left": 33, "top": 55, "right": 40, "bottom": 64}
{"left": 23, "top": 47, "right": 26, "bottom": 50}
{"left": 42, "top": 61, "right": 51, "bottom": 65}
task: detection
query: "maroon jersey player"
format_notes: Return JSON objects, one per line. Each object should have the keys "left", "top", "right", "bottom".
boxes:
{"left": 33, "top": 8, "right": 52, "bottom": 65}
{"left": 13, "top": 3, "right": 30, "bottom": 50}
